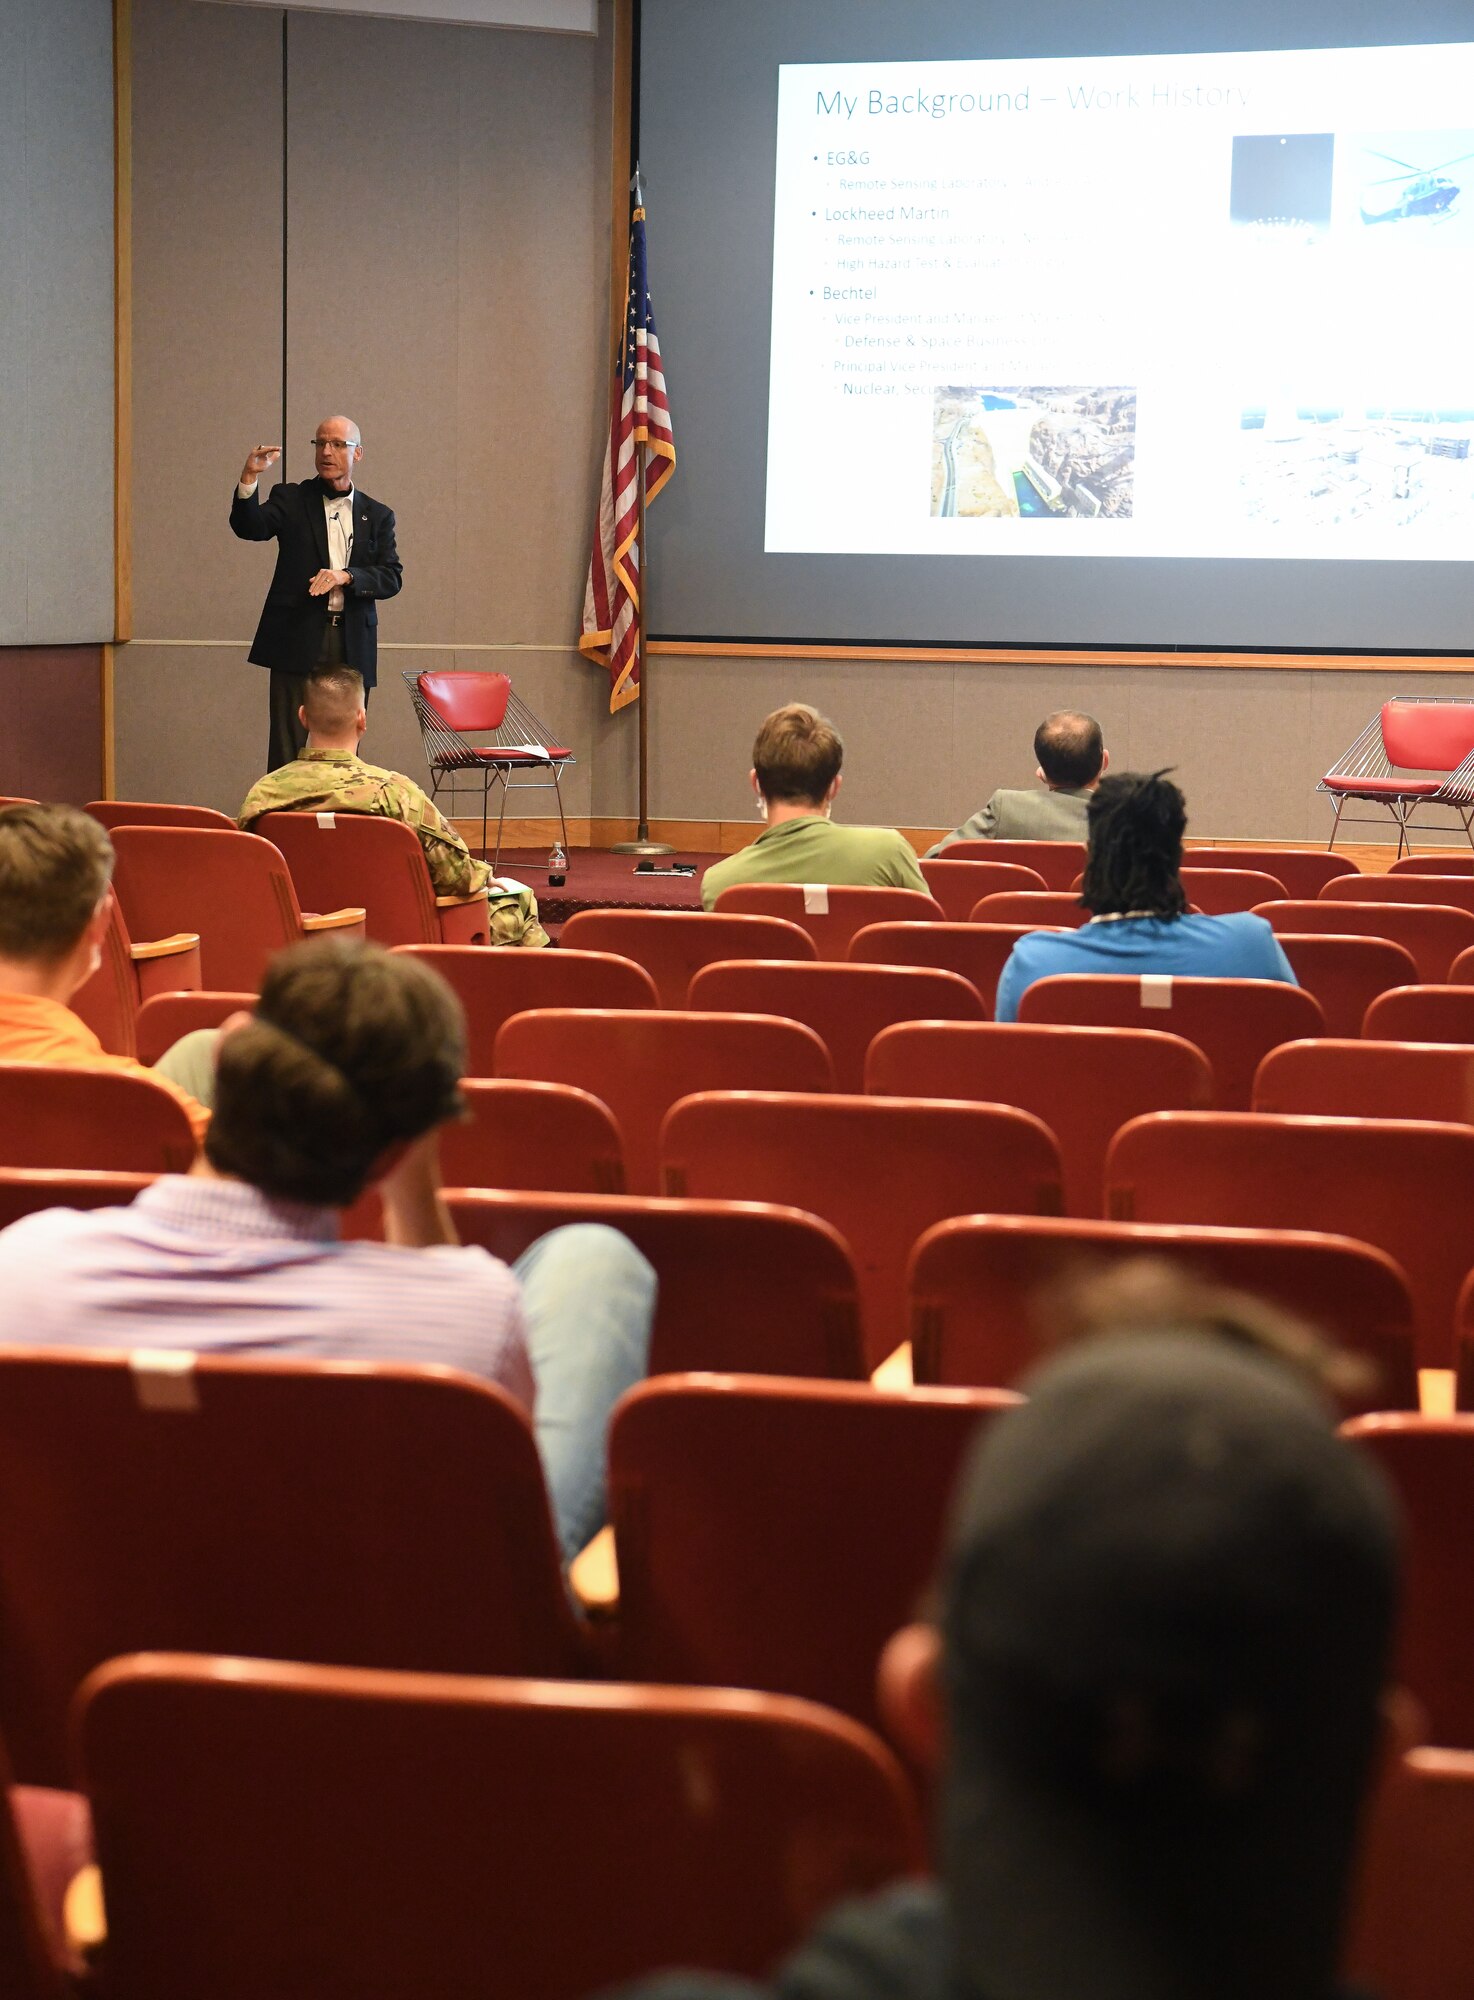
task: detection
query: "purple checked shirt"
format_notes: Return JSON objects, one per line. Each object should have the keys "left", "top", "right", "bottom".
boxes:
{"left": 0, "top": 1176, "right": 534, "bottom": 1407}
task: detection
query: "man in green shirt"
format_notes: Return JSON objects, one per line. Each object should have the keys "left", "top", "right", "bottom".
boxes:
{"left": 239, "top": 668, "right": 548, "bottom": 946}
{"left": 700, "top": 703, "right": 928, "bottom": 911}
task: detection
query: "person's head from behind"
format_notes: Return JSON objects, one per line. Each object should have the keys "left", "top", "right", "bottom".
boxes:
{"left": 750, "top": 703, "right": 844, "bottom": 817}
{"left": 884, "top": 1332, "right": 1401, "bottom": 2000}
{"left": 1080, "top": 768, "right": 1187, "bottom": 918}
{"left": 1034, "top": 710, "right": 1106, "bottom": 791}
{"left": 205, "top": 938, "right": 466, "bottom": 1207}
{"left": 300, "top": 667, "right": 368, "bottom": 749}
{"left": 0, "top": 804, "right": 114, "bottom": 997}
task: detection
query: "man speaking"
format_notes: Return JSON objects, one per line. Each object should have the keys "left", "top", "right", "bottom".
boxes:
{"left": 231, "top": 417, "right": 403, "bottom": 769}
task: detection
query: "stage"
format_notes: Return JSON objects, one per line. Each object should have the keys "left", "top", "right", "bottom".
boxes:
{"left": 484, "top": 848, "right": 716, "bottom": 933}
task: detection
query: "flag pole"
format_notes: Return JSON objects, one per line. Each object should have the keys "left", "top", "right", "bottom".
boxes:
{"left": 611, "top": 165, "right": 673, "bottom": 860}
{"left": 609, "top": 445, "right": 672, "bottom": 855}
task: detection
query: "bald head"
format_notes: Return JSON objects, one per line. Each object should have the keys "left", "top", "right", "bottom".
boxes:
{"left": 1035, "top": 710, "right": 1105, "bottom": 791}
{"left": 313, "top": 416, "right": 362, "bottom": 493}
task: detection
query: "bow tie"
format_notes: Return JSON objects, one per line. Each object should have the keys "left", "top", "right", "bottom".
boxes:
{"left": 318, "top": 479, "right": 353, "bottom": 505}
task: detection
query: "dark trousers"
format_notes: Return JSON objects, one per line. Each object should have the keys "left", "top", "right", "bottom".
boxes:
{"left": 265, "top": 618, "right": 368, "bottom": 770}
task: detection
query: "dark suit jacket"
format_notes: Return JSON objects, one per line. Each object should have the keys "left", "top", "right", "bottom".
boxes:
{"left": 230, "top": 478, "right": 402, "bottom": 688}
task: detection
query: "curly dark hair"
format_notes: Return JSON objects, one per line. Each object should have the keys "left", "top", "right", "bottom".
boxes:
{"left": 205, "top": 938, "right": 466, "bottom": 1206}
{"left": 1079, "top": 770, "right": 1188, "bottom": 919}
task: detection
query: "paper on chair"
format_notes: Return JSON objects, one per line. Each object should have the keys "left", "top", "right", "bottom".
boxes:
{"left": 803, "top": 884, "right": 829, "bottom": 914}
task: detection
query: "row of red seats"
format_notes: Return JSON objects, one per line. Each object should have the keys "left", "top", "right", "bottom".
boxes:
{"left": 0, "top": 1357, "right": 1471, "bottom": 2000}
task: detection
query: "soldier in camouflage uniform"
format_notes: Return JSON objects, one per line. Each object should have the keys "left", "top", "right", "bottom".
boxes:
{"left": 239, "top": 667, "right": 549, "bottom": 947}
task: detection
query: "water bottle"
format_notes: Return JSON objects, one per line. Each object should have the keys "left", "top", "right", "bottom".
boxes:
{"left": 547, "top": 841, "right": 568, "bottom": 886}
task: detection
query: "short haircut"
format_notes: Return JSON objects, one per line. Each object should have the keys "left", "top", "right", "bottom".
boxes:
{"left": 302, "top": 668, "right": 367, "bottom": 735}
{"left": 752, "top": 703, "right": 844, "bottom": 805}
{"left": 1035, "top": 711, "right": 1104, "bottom": 789}
{"left": 1080, "top": 769, "right": 1187, "bottom": 919}
{"left": 205, "top": 938, "right": 467, "bottom": 1207}
{"left": 0, "top": 803, "right": 114, "bottom": 964}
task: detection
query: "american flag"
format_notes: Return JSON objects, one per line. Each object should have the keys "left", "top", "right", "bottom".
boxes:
{"left": 580, "top": 187, "right": 675, "bottom": 712}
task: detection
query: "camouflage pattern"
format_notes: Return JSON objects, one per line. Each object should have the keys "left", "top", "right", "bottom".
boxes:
{"left": 239, "top": 749, "right": 549, "bottom": 947}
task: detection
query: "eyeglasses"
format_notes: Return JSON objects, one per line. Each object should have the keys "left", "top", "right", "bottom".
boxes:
{"left": 311, "top": 437, "right": 357, "bottom": 452}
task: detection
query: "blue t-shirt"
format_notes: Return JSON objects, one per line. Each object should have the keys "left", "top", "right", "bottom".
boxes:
{"left": 994, "top": 912, "right": 1298, "bottom": 1023}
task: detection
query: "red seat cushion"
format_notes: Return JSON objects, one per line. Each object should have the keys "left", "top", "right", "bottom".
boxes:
{"left": 1323, "top": 775, "right": 1446, "bottom": 797}
{"left": 432, "top": 746, "right": 573, "bottom": 770}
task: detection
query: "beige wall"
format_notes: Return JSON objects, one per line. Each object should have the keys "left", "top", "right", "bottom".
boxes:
{"left": 119, "top": 0, "right": 1455, "bottom": 843}
{"left": 119, "top": 0, "right": 614, "bottom": 814}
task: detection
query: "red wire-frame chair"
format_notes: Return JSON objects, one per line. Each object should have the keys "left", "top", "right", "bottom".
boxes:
{"left": 403, "top": 670, "right": 574, "bottom": 869}
{"left": 1319, "top": 697, "right": 1474, "bottom": 858}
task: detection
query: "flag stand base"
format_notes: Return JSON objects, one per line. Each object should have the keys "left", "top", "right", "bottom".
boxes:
{"left": 611, "top": 834, "right": 675, "bottom": 857}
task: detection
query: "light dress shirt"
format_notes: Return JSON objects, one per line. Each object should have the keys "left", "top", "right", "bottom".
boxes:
{"left": 236, "top": 477, "right": 354, "bottom": 612}
{"left": 0, "top": 1175, "right": 534, "bottom": 1407}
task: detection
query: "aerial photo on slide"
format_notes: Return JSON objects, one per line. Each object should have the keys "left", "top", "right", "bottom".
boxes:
{"left": 930, "top": 386, "right": 1137, "bottom": 520}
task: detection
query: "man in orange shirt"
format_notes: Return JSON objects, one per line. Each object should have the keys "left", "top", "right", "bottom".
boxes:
{"left": 0, "top": 804, "right": 209, "bottom": 1141}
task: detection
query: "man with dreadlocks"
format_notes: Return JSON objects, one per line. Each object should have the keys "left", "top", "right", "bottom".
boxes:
{"left": 993, "top": 769, "right": 1296, "bottom": 1022}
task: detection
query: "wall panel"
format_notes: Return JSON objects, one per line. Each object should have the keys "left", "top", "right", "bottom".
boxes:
{"left": 0, "top": 0, "right": 114, "bottom": 647}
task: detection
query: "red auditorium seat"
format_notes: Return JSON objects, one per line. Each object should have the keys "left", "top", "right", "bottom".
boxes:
{"left": 712, "top": 882, "right": 942, "bottom": 958}
{"left": 1276, "top": 934, "right": 1419, "bottom": 1039}
{"left": 847, "top": 920, "right": 1053, "bottom": 1016}
{"left": 109, "top": 826, "right": 366, "bottom": 991}
{"left": 970, "top": 890, "right": 1088, "bottom": 928}
{"left": 495, "top": 1009, "right": 833, "bottom": 1193}
{"left": 1017, "top": 974, "right": 1325, "bottom": 1110}
{"left": 1176, "top": 866, "right": 1288, "bottom": 912}
{"left": 688, "top": 959, "right": 982, "bottom": 1091}
{"left": 917, "top": 857, "right": 1045, "bottom": 920}
{"left": 1106, "top": 1111, "right": 1474, "bottom": 1369}
{"left": 1363, "top": 984, "right": 1474, "bottom": 1043}
{"left": 1185, "top": 846, "right": 1357, "bottom": 898}
{"left": 908, "top": 1213, "right": 1417, "bottom": 1413}
{"left": 255, "top": 810, "right": 491, "bottom": 947}
{"left": 0, "top": 1065, "right": 195, "bottom": 1174}
{"left": 1253, "top": 1039, "right": 1474, "bottom": 1126}
{"left": 133, "top": 991, "right": 254, "bottom": 1067}
{"left": 1347, "top": 1746, "right": 1474, "bottom": 2000}
{"left": 1321, "top": 872, "right": 1474, "bottom": 918}
{"left": 866, "top": 1020, "right": 1212, "bottom": 1218}
{"left": 558, "top": 909, "right": 815, "bottom": 1007}
{"left": 0, "top": 1755, "right": 79, "bottom": 2000}
{"left": 393, "top": 945, "right": 658, "bottom": 1075}
{"left": 447, "top": 1190, "right": 864, "bottom": 1380}
{"left": 606, "top": 1373, "right": 1016, "bottom": 1729}
{"left": 660, "top": 1090, "right": 1063, "bottom": 1366}
{"left": 0, "top": 1169, "right": 153, "bottom": 1233}
{"left": 1342, "top": 1416, "right": 1474, "bottom": 1751}
{"left": 0, "top": 1350, "right": 583, "bottom": 1787}
{"left": 1390, "top": 851, "right": 1474, "bottom": 874}
{"left": 69, "top": 891, "right": 202, "bottom": 1059}
{"left": 1256, "top": 898, "right": 1474, "bottom": 983}
{"left": 941, "top": 838, "right": 1085, "bottom": 888}
{"left": 77, "top": 1652, "right": 922, "bottom": 2000}
{"left": 87, "top": 801, "right": 236, "bottom": 831}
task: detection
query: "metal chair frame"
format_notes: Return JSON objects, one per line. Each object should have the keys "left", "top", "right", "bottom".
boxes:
{"left": 1318, "top": 696, "right": 1474, "bottom": 859}
{"left": 402, "top": 671, "right": 574, "bottom": 868}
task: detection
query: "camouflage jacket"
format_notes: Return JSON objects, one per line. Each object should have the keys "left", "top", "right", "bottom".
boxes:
{"left": 238, "top": 749, "right": 549, "bottom": 946}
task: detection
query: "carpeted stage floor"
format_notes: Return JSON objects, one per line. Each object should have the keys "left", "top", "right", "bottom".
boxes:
{"left": 483, "top": 848, "right": 716, "bottom": 931}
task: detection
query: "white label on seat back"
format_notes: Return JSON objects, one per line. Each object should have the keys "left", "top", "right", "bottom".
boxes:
{"left": 316, "top": 812, "right": 336, "bottom": 829}
{"left": 1140, "top": 975, "right": 1173, "bottom": 1009}
{"left": 130, "top": 1349, "right": 201, "bottom": 1412}
{"left": 803, "top": 884, "right": 829, "bottom": 915}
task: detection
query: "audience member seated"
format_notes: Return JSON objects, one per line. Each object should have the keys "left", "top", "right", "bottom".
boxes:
{"left": 0, "top": 802, "right": 210, "bottom": 1138}
{"left": 994, "top": 769, "right": 1296, "bottom": 1022}
{"left": 604, "top": 1294, "right": 1401, "bottom": 2000}
{"left": 927, "top": 709, "right": 1106, "bottom": 855}
{"left": 0, "top": 937, "right": 652, "bottom": 1560}
{"left": 700, "top": 703, "right": 928, "bottom": 910}
{"left": 238, "top": 666, "right": 549, "bottom": 948}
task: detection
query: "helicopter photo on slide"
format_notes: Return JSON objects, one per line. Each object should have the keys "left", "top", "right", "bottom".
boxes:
{"left": 1338, "top": 127, "right": 1474, "bottom": 245}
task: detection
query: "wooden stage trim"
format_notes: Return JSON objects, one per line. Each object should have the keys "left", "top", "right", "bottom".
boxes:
{"left": 650, "top": 641, "right": 1474, "bottom": 676}
{"left": 455, "top": 818, "right": 1411, "bottom": 876}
